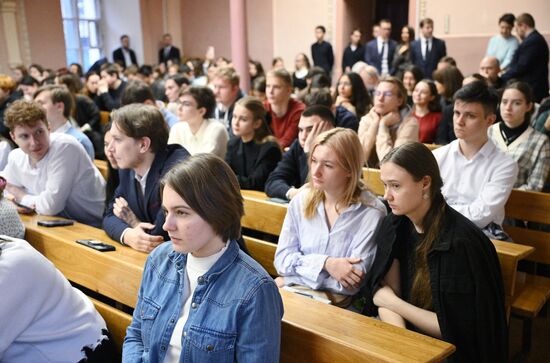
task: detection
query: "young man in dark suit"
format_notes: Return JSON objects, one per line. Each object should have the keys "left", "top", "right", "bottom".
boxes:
{"left": 112, "top": 35, "right": 138, "bottom": 69}
{"left": 364, "top": 19, "right": 397, "bottom": 76}
{"left": 103, "top": 104, "right": 189, "bottom": 252}
{"left": 410, "top": 18, "right": 447, "bottom": 79}
{"left": 311, "top": 26, "right": 334, "bottom": 77}
{"left": 501, "top": 13, "right": 549, "bottom": 103}
{"left": 158, "top": 33, "right": 181, "bottom": 66}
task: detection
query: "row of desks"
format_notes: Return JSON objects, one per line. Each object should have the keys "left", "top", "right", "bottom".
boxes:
{"left": 20, "top": 213, "right": 456, "bottom": 362}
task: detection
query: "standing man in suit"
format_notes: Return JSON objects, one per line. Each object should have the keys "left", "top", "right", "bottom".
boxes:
{"left": 342, "top": 29, "right": 364, "bottom": 73}
{"left": 410, "top": 18, "right": 447, "bottom": 79}
{"left": 501, "top": 13, "right": 549, "bottom": 103}
{"left": 311, "top": 26, "right": 334, "bottom": 78}
{"left": 112, "top": 35, "right": 138, "bottom": 70}
{"left": 364, "top": 19, "right": 397, "bottom": 76}
{"left": 103, "top": 104, "right": 189, "bottom": 252}
{"left": 158, "top": 33, "right": 181, "bottom": 66}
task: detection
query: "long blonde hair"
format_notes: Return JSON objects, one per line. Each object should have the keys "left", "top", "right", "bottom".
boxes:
{"left": 303, "top": 128, "right": 366, "bottom": 218}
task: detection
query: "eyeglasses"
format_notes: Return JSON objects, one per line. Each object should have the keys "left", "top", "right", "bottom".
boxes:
{"left": 374, "top": 90, "right": 395, "bottom": 98}
{"left": 177, "top": 100, "right": 197, "bottom": 108}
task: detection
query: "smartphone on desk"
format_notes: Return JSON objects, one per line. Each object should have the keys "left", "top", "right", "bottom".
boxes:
{"left": 76, "top": 239, "right": 116, "bottom": 252}
{"left": 37, "top": 219, "right": 74, "bottom": 227}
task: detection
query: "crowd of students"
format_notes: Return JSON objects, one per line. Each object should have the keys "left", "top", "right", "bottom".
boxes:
{"left": 0, "top": 10, "right": 549, "bottom": 363}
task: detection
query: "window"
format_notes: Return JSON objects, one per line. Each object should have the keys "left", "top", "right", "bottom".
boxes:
{"left": 60, "top": 0, "right": 103, "bottom": 71}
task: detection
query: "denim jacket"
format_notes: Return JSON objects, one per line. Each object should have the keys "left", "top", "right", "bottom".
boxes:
{"left": 123, "top": 240, "right": 283, "bottom": 363}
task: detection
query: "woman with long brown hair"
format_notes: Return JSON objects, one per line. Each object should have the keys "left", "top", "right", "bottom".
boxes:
{"left": 361, "top": 142, "right": 507, "bottom": 362}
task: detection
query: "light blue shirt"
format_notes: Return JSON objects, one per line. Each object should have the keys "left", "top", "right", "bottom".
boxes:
{"left": 275, "top": 189, "right": 386, "bottom": 295}
{"left": 58, "top": 121, "right": 95, "bottom": 159}
{"left": 486, "top": 34, "right": 519, "bottom": 69}
{"left": 161, "top": 107, "right": 179, "bottom": 129}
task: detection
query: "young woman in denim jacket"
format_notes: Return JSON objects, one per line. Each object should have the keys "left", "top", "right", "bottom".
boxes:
{"left": 123, "top": 154, "right": 283, "bottom": 362}
{"left": 361, "top": 142, "right": 507, "bottom": 362}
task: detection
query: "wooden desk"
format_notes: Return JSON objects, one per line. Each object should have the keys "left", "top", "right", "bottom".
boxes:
{"left": 241, "top": 190, "right": 288, "bottom": 236}
{"left": 20, "top": 213, "right": 455, "bottom": 362}
{"left": 20, "top": 214, "right": 147, "bottom": 307}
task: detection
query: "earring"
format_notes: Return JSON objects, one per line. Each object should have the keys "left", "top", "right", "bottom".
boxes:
{"left": 422, "top": 193, "right": 429, "bottom": 200}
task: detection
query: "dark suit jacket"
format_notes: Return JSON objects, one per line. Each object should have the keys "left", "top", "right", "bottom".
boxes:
{"left": 364, "top": 38, "right": 397, "bottom": 74}
{"left": 501, "top": 30, "right": 549, "bottom": 103}
{"left": 102, "top": 144, "right": 190, "bottom": 242}
{"left": 311, "top": 41, "right": 334, "bottom": 75}
{"left": 112, "top": 47, "right": 138, "bottom": 68}
{"left": 342, "top": 44, "right": 365, "bottom": 72}
{"left": 158, "top": 46, "right": 181, "bottom": 65}
{"left": 410, "top": 37, "right": 447, "bottom": 79}
{"left": 264, "top": 139, "right": 309, "bottom": 199}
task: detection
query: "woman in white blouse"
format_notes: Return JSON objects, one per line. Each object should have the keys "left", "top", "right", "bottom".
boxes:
{"left": 168, "top": 86, "right": 228, "bottom": 157}
{"left": 274, "top": 128, "right": 386, "bottom": 306}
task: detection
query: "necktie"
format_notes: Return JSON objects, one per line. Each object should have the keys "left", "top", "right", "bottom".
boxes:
{"left": 424, "top": 40, "right": 430, "bottom": 61}
{"left": 380, "top": 41, "right": 386, "bottom": 57}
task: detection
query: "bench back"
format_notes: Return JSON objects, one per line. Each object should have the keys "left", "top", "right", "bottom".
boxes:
{"left": 90, "top": 297, "right": 132, "bottom": 354}
{"left": 504, "top": 189, "right": 550, "bottom": 265}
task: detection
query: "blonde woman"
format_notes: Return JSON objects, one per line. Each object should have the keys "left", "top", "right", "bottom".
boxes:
{"left": 225, "top": 96, "right": 281, "bottom": 191}
{"left": 274, "top": 128, "right": 386, "bottom": 305}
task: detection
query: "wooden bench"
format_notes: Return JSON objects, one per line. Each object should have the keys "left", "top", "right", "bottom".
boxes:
{"left": 503, "top": 189, "right": 550, "bottom": 356}
{"left": 20, "top": 214, "right": 456, "bottom": 362}
{"left": 362, "top": 167, "right": 384, "bottom": 196}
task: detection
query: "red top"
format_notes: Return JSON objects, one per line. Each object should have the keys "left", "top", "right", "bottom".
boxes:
{"left": 264, "top": 98, "right": 305, "bottom": 148}
{"left": 414, "top": 111, "right": 442, "bottom": 143}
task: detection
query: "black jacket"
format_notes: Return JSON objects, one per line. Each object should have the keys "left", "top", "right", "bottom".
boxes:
{"left": 361, "top": 206, "right": 508, "bottom": 363}
{"left": 112, "top": 47, "right": 138, "bottom": 69}
{"left": 342, "top": 44, "right": 364, "bottom": 72}
{"left": 264, "top": 139, "right": 308, "bottom": 199}
{"left": 225, "top": 138, "right": 281, "bottom": 191}
{"left": 158, "top": 46, "right": 181, "bottom": 65}
{"left": 410, "top": 37, "right": 447, "bottom": 79}
{"left": 311, "top": 41, "right": 334, "bottom": 75}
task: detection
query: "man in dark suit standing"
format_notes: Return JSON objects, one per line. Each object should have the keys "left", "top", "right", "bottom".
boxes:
{"left": 342, "top": 29, "right": 364, "bottom": 73}
{"left": 158, "top": 33, "right": 181, "bottom": 66}
{"left": 364, "top": 19, "right": 397, "bottom": 76}
{"left": 410, "top": 18, "right": 447, "bottom": 79}
{"left": 112, "top": 35, "right": 138, "bottom": 69}
{"left": 311, "top": 26, "right": 334, "bottom": 78}
{"left": 501, "top": 13, "right": 549, "bottom": 103}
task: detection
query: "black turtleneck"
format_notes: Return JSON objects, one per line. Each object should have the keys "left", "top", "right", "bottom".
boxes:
{"left": 498, "top": 119, "right": 529, "bottom": 146}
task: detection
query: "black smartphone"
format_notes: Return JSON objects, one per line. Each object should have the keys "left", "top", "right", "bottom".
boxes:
{"left": 37, "top": 219, "right": 74, "bottom": 227}
{"left": 76, "top": 239, "right": 116, "bottom": 252}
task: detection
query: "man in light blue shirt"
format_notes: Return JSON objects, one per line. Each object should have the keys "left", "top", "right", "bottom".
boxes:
{"left": 34, "top": 85, "right": 95, "bottom": 159}
{"left": 486, "top": 13, "right": 519, "bottom": 70}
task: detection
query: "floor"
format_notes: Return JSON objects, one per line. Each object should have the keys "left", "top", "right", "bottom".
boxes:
{"left": 509, "top": 309, "right": 550, "bottom": 362}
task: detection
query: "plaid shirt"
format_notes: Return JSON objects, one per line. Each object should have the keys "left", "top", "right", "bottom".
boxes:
{"left": 489, "top": 124, "right": 550, "bottom": 191}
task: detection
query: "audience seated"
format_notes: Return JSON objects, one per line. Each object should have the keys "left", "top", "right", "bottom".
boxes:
{"left": 533, "top": 98, "right": 550, "bottom": 137}
{"left": 18, "top": 75, "right": 39, "bottom": 101}
{"left": 123, "top": 154, "right": 283, "bottom": 362}
{"left": 225, "top": 96, "right": 281, "bottom": 191}
{"left": 212, "top": 67, "right": 243, "bottom": 133}
{"left": 103, "top": 103, "right": 189, "bottom": 252}
{"left": 358, "top": 76, "right": 418, "bottom": 167}
{"left": 410, "top": 18, "right": 447, "bottom": 79}
{"left": 292, "top": 53, "right": 311, "bottom": 91}
{"left": 364, "top": 19, "right": 396, "bottom": 76}
{"left": 96, "top": 64, "right": 127, "bottom": 111}
{"left": 362, "top": 142, "right": 507, "bottom": 362}
{"left": 305, "top": 89, "right": 358, "bottom": 131}
{"left": 335, "top": 72, "right": 371, "bottom": 118}
{"left": 432, "top": 66, "right": 464, "bottom": 108}
{"left": 0, "top": 236, "right": 117, "bottom": 362}
{"left": 33, "top": 85, "right": 95, "bottom": 159}
{"left": 164, "top": 74, "right": 190, "bottom": 116}
{"left": 489, "top": 81, "right": 550, "bottom": 191}
{"left": 264, "top": 69, "right": 305, "bottom": 148}
{"left": 433, "top": 81, "right": 518, "bottom": 240}
{"left": 410, "top": 79, "right": 442, "bottom": 143}
{"left": 352, "top": 62, "right": 380, "bottom": 100}
{"left": 265, "top": 105, "right": 335, "bottom": 200}
{"left": 102, "top": 128, "right": 120, "bottom": 207}
{"left": 1, "top": 100, "right": 105, "bottom": 227}
{"left": 168, "top": 86, "right": 228, "bottom": 157}
{"left": 479, "top": 56, "right": 504, "bottom": 90}
{"left": 0, "top": 176, "right": 24, "bottom": 238}
{"left": 401, "top": 65, "right": 424, "bottom": 107}
{"left": 486, "top": 13, "right": 518, "bottom": 71}
{"left": 121, "top": 80, "right": 179, "bottom": 129}
{"left": 274, "top": 128, "right": 386, "bottom": 307}
{"left": 0, "top": 74, "right": 22, "bottom": 140}
{"left": 501, "top": 13, "right": 549, "bottom": 103}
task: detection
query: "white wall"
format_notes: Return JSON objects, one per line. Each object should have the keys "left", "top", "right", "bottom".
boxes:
{"left": 102, "top": 0, "right": 144, "bottom": 65}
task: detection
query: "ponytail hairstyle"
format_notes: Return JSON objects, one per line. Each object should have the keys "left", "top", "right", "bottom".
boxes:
{"left": 304, "top": 128, "right": 366, "bottom": 218}
{"left": 380, "top": 142, "right": 446, "bottom": 309}
{"left": 234, "top": 96, "right": 277, "bottom": 144}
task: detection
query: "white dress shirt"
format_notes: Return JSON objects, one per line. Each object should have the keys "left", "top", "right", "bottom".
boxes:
{"left": 0, "top": 140, "right": 12, "bottom": 171}
{"left": 420, "top": 36, "right": 432, "bottom": 60}
{"left": 377, "top": 37, "right": 389, "bottom": 75}
{"left": 433, "top": 139, "right": 518, "bottom": 228}
{"left": 168, "top": 118, "right": 228, "bottom": 158}
{"left": 1, "top": 133, "right": 106, "bottom": 227}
